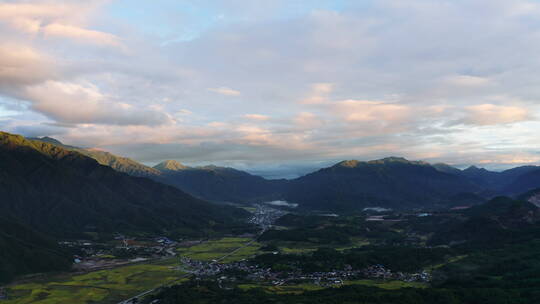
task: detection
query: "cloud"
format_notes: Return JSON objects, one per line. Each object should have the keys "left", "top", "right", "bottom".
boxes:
{"left": 208, "top": 86, "right": 241, "bottom": 96}
{"left": 0, "top": 44, "right": 53, "bottom": 86}
{"left": 334, "top": 100, "right": 410, "bottom": 123}
{"left": 301, "top": 83, "right": 334, "bottom": 104}
{"left": 459, "top": 103, "right": 531, "bottom": 126}
{"left": 0, "top": 1, "right": 157, "bottom": 126}
{"left": 244, "top": 114, "right": 270, "bottom": 121}
{"left": 24, "top": 81, "right": 170, "bottom": 126}
{"left": 444, "top": 75, "right": 491, "bottom": 87}
{"left": 12, "top": 122, "right": 70, "bottom": 138}
{"left": 0, "top": 1, "right": 118, "bottom": 47}
{"left": 176, "top": 109, "right": 193, "bottom": 115}
{"left": 42, "top": 23, "right": 121, "bottom": 47}
{"left": 293, "top": 112, "right": 323, "bottom": 129}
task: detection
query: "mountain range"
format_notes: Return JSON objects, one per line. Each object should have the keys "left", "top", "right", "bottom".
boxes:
{"left": 284, "top": 157, "right": 479, "bottom": 211}
{"left": 28, "top": 135, "right": 540, "bottom": 212}
{"left": 30, "top": 137, "right": 287, "bottom": 203}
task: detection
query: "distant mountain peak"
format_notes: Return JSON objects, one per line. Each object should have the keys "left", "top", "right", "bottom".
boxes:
{"left": 198, "top": 164, "right": 235, "bottom": 172}
{"left": 154, "top": 160, "right": 189, "bottom": 171}
{"left": 29, "top": 136, "right": 64, "bottom": 146}
{"left": 463, "top": 165, "right": 489, "bottom": 173}
{"left": 337, "top": 160, "right": 360, "bottom": 168}
{"left": 369, "top": 156, "right": 412, "bottom": 164}
{"left": 433, "top": 163, "right": 462, "bottom": 174}
{"left": 335, "top": 157, "right": 426, "bottom": 168}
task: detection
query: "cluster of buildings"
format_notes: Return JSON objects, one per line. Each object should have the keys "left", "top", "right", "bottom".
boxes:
{"left": 179, "top": 257, "right": 264, "bottom": 278}
{"left": 179, "top": 256, "right": 431, "bottom": 288}
{"left": 61, "top": 236, "right": 180, "bottom": 271}
{"left": 248, "top": 204, "right": 288, "bottom": 231}
{"left": 361, "top": 265, "right": 431, "bottom": 282}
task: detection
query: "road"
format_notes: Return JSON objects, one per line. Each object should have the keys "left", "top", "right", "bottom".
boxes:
{"left": 118, "top": 272, "right": 192, "bottom": 304}
{"left": 117, "top": 205, "right": 282, "bottom": 304}
{"left": 118, "top": 237, "right": 258, "bottom": 304}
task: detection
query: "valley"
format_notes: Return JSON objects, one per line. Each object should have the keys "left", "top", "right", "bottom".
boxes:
{"left": 2, "top": 132, "right": 540, "bottom": 303}
{"left": 5, "top": 198, "right": 534, "bottom": 304}
{"left": 3, "top": 2, "right": 540, "bottom": 303}
{"left": 0, "top": 204, "right": 279, "bottom": 303}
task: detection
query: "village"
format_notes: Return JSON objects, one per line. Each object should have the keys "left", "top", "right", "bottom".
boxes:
{"left": 56, "top": 234, "right": 187, "bottom": 272}
{"left": 247, "top": 203, "right": 289, "bottom": 231}
{"left": 178, "top": 256, "right": 431, "bottom": 288}
{"left": 14, "top": 204, "right": 280, "bottom": 279}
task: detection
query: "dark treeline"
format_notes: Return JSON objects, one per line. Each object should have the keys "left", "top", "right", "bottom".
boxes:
{"left": 145, "top": 280, "right": 538, "bottom": 304}
{"left": 252, "top": 247, "right": 453, "bottom": 273}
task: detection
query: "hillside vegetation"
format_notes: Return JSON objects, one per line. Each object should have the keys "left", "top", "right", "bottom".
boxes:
{"left": 0, "top": 216, "right": 71, "bottom": 284}
{"left": 0, "top": 132, "right": 248, "bottom": 239}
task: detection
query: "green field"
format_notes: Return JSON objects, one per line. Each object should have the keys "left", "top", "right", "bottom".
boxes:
{"left": 343, "top": 279, "right": 427, "bottom": 289}
{"left": 237, "top": 279, "right": 425, "bottom": 294}
{"left": 3, "top": 237, "right": 262, "bottom": 304}
{"left": 429, "top": 254, "right": 468, "bottom": 270}
{"left": 177, "top": 237, "right": 261, "bottom": 262}
{"left": 240, "top": 207, "right": 257, "bottom": 213}
{"left": 272, "top": 237, "right": 370, "bottom": 255}
{"left": 279, "top": 245, "right": 318, "bottom": 254}
{"left": 238, "top": 282, "right": 324, "bottom": 294}
{"left": 3, "top": 258, "right": 186, "bottom": 304}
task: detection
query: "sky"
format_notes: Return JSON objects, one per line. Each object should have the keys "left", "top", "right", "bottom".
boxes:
{"left": 2, "top": 0, "right": 540, "bottom": 178}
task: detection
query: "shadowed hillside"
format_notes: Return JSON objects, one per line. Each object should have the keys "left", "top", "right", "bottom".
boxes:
{"left": 153, "top": 161, "right": 288, "bottom": 203}
{"left": 0, "top": 132, "right": 248, "bottom": 239}
{"left": 29, "top": 136, "right": 161, "bottom": 177}
{"left": 0, "top": 216, "right": 71, "bottom": 284}
{"left": 284, "top": 157, "right": 479, "bottom": 211}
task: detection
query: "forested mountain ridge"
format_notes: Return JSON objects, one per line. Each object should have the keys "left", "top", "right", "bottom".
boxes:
{"left": 29, "top": 136, "right": 161, "bottom": 177}
{"left": 435, "top": 163, "right": 540, "bottom": 193}
{"left": 0, "top": 131, "right": 248, "bottom": 239}
{"left": 284, "top": 157, "right": 479, "bottom": 211}
{"left": 26, "top": 136, "right": 540, "bottom": 211}
{"left": 153, "top": 161, "right": 288, "bottom": 203}
{"left": 29, "top": 137, "right": 287, "bottom": 203}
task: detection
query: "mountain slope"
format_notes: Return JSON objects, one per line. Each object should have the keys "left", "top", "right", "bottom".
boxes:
{"left": 0, "top": 132, "right": 247, "bottom": 238}
{"left": 29, "top": 136, "right": 161, "bottom": 177}
{"left": 460, "top": 166, "right": 502, "bottom": 189}
{"left": 503, "top": 168, "right": 540, "bottom": 195}
{"left": 79, "top": 149, "right": 161, "bottom": 177}
{"left": 432, "top": 163, "right": 462, "bottom": 175}
{"left": 154, "top": 162, "right": 288, "bottom": 203}
{"left": 285, "top": 157, "right": 478, "bottom": 211}
{"left": 438, "top": 164, "right": 540, "bottom": 193}
{"left": 0, "top": 216, "right": 71, "bottom": 283}
{"left": 430, "top": 196, "right": 540, "bottom": 246}
{"left": 29, "top": 137, "right": 287, "bottom": 203}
